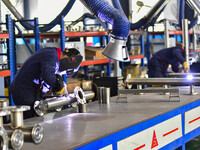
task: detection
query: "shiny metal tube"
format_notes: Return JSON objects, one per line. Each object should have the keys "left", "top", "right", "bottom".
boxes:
{"left": 84, "top": 91, "right": 95, "bottom": 101}
{"left": 168, "top": 73, "right": 200, "bottom": 77}
{"left": 126, "top": 78, "right": 200, "bottom": 85}
{"left": 8, "top": 106, "right": 30, "bottom": 129}
{"left": 0, "top": 100, "right": 9, "bottom": 109}
{"left": 0, "top": 127, "right": 8, "bottom": 150}
{"left": 34, "top": 86, "right": 86, "bottom": 116}
{"left": 6, "top": 129, "right": 24, "bottom": 150}
{"left": 182, "top": 19, "right": 190, "bottom": 71}
{"left": 187, "top": 0, "right": 200, "bottom": 15}
{"left": 5, "top": 124, "right": 43, "bottom": 145}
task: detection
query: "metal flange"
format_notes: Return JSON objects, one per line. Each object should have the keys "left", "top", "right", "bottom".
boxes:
{"left": 8, "top": 106, "right": 30, "bottom": 128}
{"left": 8, "top": 129, "right": 24, "bottom": 150}
{"left": 0, "top": 126, "right": 8, "bottom": 150}
{"left": 74, "top": 86, "right": 86, "bottom": 104}
{"left": 34, "top": 100, "right": 48, "bottom": 117}
{"left": 0, "top": 108, "right": 10, "bottom": 127}
{"left": 19, "top": 124, "right": 44, "bottom": 144}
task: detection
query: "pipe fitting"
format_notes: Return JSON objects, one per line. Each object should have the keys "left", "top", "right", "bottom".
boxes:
{"left": 34, "top": 86, "right": 86, "bottom": 116}
{"left": 5, "top": 124, "right": 44, "bottom": 145}
{"left": 8, "top": 106, "right": 30, "bottom": 129}
{"left": 0, "top": 127, "right": 8, "bottom": 150}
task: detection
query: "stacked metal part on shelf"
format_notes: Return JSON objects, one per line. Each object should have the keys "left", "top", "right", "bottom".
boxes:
{"left": 0, "top": 101, "right": 44, "bottom": 150}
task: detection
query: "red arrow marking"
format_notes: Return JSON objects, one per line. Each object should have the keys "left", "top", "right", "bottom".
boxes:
{"left": 163, "top": 128, "right": 179, "bottom": 137}
{"left": 189, "top": 117, "right": 200, "bottom": 124}
{"left": 134, "top": 144, "right": 146, "bottom": 150}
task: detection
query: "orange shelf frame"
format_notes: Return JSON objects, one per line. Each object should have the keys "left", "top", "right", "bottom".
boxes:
{"left": 0, "top": 70, "right": 11, "bottom": 77}
{"left": 0, "top": 33, "right": 9, "bottom": 39}
{"left": 81, "top": 55, "right": 143, "bottom": 66}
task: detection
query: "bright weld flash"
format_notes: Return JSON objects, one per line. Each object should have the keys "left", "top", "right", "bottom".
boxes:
{"left": 187, "top": 74, "right": 194, "bottom": 80}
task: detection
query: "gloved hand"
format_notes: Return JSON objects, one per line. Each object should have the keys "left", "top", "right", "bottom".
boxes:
{"left": 53, "top": 75, "right": 68, "bottom": 96}
{"left": 183, "top": 62, "right": 189, "bottom": 72}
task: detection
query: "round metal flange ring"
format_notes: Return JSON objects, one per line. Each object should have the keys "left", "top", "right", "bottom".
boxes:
{"left": 10, "top": 129, "right": 24, "bottom": 150}
{"left": 31, "top": 124, "right": 44, "bottom": 144}
{"left": 0, "top": 127, "right": 8, "bottom": 150}
{"left": 34, "top": 101, "right": 45, "bottom": 117}
{"left": 0, "top": 108, "right": 10, "bottom": 116}
{"left": 74, "top": 87, "right": 86, "bottom": 104}
{"left": 8, "top": 105, "right": 30, "bottom": 112}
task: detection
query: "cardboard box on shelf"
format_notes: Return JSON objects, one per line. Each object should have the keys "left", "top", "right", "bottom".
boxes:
{"left": 85, "top": 46, "right": 107, "bottom": 60}
{"left": 67, "top": 79, "right": 81, "bottom": 93}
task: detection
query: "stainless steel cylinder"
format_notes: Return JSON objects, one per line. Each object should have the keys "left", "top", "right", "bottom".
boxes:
{"left": 182, "top": 19, "right": 190, "bottom": 71}
{"left": 7, "top": 129, "right": 24, "bottom": 150}
{"left": 97, "top": 87, "right": 104, "bottom": 103}
{"left": 78, "top": 104, "right": 87, "bottom": 113}
{"left": 0, "top": 127, "right": 8, "bottom": 150}
{"left": 0, "top": 100, "right": 9, "bottom": 109}
{"left": 20, "top": 124, "right": 44, "bottom": 144}
{"left": 84, "top": 91, "right": 95, "bottom": 101}
{"left": 8, "top": 106, "right": 30, "bottom": 129}
{"left": 0, "top": 109, "right": 10, "bottom": 127}
{"left": 102, "top": 87, "right": 110, "bottom": 104}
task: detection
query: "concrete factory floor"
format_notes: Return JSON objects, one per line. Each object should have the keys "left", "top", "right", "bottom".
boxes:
{"left": 22, "top": 86, "right": 200, "bottom": 150}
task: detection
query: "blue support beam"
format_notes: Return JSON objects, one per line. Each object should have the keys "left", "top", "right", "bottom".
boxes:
{"left": 6, "top": 14, "right": 15, "bottom": 106}
{"left": 140, "top": 34, "right": 145, "bottom": 69}
{"left": 34, "top": 18, "right": 40, "bottom": 51}
{"left": 60, "top": 15, "right": 66, "bottom": 82}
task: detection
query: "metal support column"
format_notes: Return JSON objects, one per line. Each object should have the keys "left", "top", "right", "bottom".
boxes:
{"left": 34, "top": 18, "right": 40, "bottom": 51}
{"left": 164, "top": 20, "right": 170, "bottom": 48}
{"left": 182, "top": 19, "right": 190, "bottom": 71}
{"left": 60, "top": 15, "right": 66, "bottom": 82}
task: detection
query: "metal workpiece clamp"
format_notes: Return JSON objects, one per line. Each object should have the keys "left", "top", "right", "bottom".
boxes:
{"left": 8, "top": 106, "right": 30, "bottom": 129}
{"left": 34, "top": 86, "right": 86, "bottom": 116}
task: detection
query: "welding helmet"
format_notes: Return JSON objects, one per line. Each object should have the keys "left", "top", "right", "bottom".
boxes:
{"left": 59, "top": 48, "right": 83, "bottom": 76}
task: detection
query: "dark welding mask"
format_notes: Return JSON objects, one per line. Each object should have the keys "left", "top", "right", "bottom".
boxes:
{"left": 59, "top": 52, "right": 83, "bottom": 76}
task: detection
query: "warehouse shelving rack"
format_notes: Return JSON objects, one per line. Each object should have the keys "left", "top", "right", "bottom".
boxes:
{"left": 0, "top": 14, "right": 15, "bottom": 105}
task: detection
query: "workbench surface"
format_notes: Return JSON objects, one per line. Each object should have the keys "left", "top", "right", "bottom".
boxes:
{"left": 22, "top": 86, "right": 200, "bottom": 150}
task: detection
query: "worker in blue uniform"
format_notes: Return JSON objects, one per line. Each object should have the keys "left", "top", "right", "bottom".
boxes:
{"left": 148, "top": 43, "right": 189, "bottom": 78}
{"left": 10, "top": 47, "right": 83, "bottom": 119}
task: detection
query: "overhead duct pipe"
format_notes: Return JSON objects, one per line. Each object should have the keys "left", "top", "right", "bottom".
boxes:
{"left": 80, "top": 0, "right": 130, "bottom": 62}
{"left": 2, "top": 0, "right": 76, "bottom": 32}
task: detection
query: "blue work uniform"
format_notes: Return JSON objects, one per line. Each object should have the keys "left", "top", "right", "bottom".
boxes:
{"left": 148, "top": 47, "right": 185, "bottom": 77}
{"left": 10, "top": 47, "right": 60, "bottom": 118}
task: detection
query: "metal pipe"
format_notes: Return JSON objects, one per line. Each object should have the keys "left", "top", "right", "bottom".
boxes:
{"left": 0, "top": 127, "right": 8, "bottom": 150}
{"left": 6, "top": 129, "right": 24, "bottom": 150}
{"left": 168, "top": 73, "right": 200, "bottom": 77}
{"left": 126, "top": 78, "right": 200, "bottom": 85}
{"left": 5, "top": 124, "right": 43, "bottom": 145}
{"left": 164, "top": 19, "right": 170, "bottom": 48}
{"left": 182, "top": 19, "right": 190, "bottom": 71}
{"left": 34, "top": 87, "right": 86, "bottom": 116}
{"left": 8, "top": 106, "right": 30, "bottom": 129}
{"left": 84, "top": 91, "right": 95, "bottom": 101}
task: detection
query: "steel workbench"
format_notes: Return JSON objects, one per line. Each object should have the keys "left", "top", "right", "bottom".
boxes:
{"left": 22, "top": 86, "right": 200, "bottom": 150}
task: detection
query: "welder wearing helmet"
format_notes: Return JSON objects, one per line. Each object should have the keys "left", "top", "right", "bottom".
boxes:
{"left": 10, "top": 47, "right": 83, "bottom": 119}
{"left": 147, "top": 43, "right": 189, "bottom": 78}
